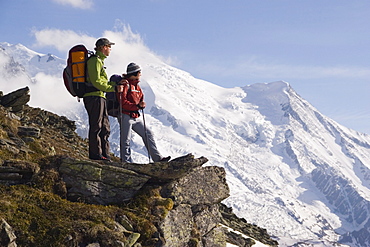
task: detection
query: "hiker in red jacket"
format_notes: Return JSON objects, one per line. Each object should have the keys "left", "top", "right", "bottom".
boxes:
{"left": 118, "top": 62, "right": 170, "bottom": 163}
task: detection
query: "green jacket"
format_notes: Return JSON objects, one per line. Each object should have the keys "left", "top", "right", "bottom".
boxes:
{"left": 84, "top": 50, "right": 115, "bottom": 98}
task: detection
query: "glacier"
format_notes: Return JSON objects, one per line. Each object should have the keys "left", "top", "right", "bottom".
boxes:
{"left": 1, "top": 41, "right": 370, "bottom": 247}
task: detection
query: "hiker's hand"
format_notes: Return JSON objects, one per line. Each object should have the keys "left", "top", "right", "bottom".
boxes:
{"left": 137, "top": 101, "right": 146, "bottom": 109}
{"left": 116, "top": 85, "right": 124, "bottom": 93}
{"left": 117, "top": 79, "right": 128, "bottom": 85}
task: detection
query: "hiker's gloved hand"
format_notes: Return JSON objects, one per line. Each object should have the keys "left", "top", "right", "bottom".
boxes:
{"left": 137, "top": 101, "right": 146, "bottom": 109}
{"left": 116, "top": 85, "right": 124, "bottom": 93}
{"left": 117, "top": 78, "right": 128, "bottom": 85}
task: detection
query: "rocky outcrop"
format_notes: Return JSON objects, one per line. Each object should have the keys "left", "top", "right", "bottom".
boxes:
{"left": 0, "top": 160, "right": 39, "bottom": 185}
{"left": 1, "top": 153, "right": 232, "bottom": 246}
{"left": 124, "top": 154, "right": 208, "bottom": 182}
{"left": 162, "top": 165, "right": 229, "bottom": 205}
{"left": 59, "top": 157, "right": 151, "bottom": 205}
{"left": 54, "top": 153, "right": 209, "bottom": 206}
{"left": 220, "top": 204, "right": 279, "bottom": 246}
{"left": 0, "top": 87, "right": 30, "bottom": 112}
{"left": 0, "top": 219, "right": 17, "bottom": 247}
{"left": 158, "top": 165, "right": 230, "bottom": 247}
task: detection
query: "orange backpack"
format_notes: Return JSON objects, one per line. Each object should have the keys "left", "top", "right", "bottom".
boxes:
{"left": 63, "top": 44, "right": 98, "bottom": 99}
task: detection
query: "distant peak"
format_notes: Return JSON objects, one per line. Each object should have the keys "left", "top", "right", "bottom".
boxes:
{"left": 243, "top": 80, "right": 291, "bottom": 95}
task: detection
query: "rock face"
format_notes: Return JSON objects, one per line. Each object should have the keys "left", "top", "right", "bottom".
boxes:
{"left": 162, "top": 165, "right": 229, "bottom": 206}
{"left": 0, "top": 87, "right": 278, "bottom": 247}
{"left": 0, "top": 160, "right": 39, "bottom": 185}
{"left": 0, "top": 219, "right": 17, "bottom": 247}
{"left": 0, "top": 87, "right": 30, "bottom": 112}
{"left": 158, "top": 165, "right": 230, "bottom": 247}
{"left": 312, "top": 166, "right": 370, "bottom": 245}
{"left": 58, "top": 157, "right": 151, "bottom": 205}
{"left": 123, "top": 154, "right": 208, "bottom": 182}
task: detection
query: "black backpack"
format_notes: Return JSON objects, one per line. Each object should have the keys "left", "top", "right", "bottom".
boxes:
{"left": 63, "top": 44, "right": 98, "bottom": 99}
{"left": 106, "top": 74, "right": 125, "bottom": 117}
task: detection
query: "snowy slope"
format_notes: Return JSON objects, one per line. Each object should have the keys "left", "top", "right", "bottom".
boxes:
{"left": 0, "top": 42, "right": 64, "bottom": 77}
{"left": 1, "top": 42, "right": 370, "bottom": 247}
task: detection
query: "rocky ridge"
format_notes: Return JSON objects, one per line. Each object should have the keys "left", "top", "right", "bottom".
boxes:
{"left": 0, "top": 87, "right": 278, "bottom": 247}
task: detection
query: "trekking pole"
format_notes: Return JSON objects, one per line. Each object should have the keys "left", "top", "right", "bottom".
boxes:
{"left": 141, "top": 109, "right": 151, "bottom": 163}
{"left": 118, "top": 92, "right": 124, "bottom": 162}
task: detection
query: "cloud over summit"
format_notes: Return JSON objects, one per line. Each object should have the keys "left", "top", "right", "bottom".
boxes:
{"left": 52, "top": 0, "right": 93, "bottom": 9}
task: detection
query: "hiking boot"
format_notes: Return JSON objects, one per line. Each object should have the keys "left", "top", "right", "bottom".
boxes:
{"left": 159, "top": 156, "right": 171, "bottom": 162}
{"left": 90, "top": 154, "right": 111, "bottom": 162}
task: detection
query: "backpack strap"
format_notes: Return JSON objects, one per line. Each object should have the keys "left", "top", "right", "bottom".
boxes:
{"left": 84, "top": 53, "right": 101, "bottom": 93}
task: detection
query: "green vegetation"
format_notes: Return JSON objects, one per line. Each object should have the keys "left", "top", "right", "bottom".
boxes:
{"left": 0, "top": 184, "right": 128, "bottom": 246}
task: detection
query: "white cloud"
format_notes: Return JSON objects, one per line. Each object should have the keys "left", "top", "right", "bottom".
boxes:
{"left": 32, "top": 28, "right": 95, "bottom": 53}
{"left": 248, "top": 63, "right": 370, "bottom": 80}
{"left": 30, "top": 73, "right": 81, "bottom": 113}
{"left": 51, "top": 0, "right": 93, "bottom": 9}
{"left": 196, "top": 57, "right": 370, "bottom": 82}
{"left": 32, "top": 23, "right": 164, "bottom": 75}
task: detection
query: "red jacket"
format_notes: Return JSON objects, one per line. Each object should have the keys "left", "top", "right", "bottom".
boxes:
{"left": 118, "top": 79, "right": 143, "bottom": 118}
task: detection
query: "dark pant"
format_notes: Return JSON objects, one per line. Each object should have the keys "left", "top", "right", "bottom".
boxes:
{"left": 83, "top": 96, "right": 110, "bottom": 159}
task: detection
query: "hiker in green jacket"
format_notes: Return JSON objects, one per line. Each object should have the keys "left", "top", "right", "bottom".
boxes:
{"left": 83, "top": 37, "right": 124, "bottom": 161}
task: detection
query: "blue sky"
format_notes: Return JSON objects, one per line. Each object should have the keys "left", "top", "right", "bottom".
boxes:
{"left": 1, "top": 0, "right": 370, "bottom": 134}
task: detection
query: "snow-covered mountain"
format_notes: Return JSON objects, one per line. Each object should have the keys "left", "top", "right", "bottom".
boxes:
{"left": 1, "top": 42, "right": 370, "bottom": 247}
{"left": 0, "top": 42, "right": 64, "bottom": 77}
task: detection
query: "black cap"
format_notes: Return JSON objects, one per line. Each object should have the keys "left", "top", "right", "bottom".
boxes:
{"left": 95, "top": 38, "right": 115, "bottom": 47}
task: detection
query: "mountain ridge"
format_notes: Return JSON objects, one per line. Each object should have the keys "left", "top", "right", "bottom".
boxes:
{"left": 1, "top": 41, "right": 370, "bottom": 246}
